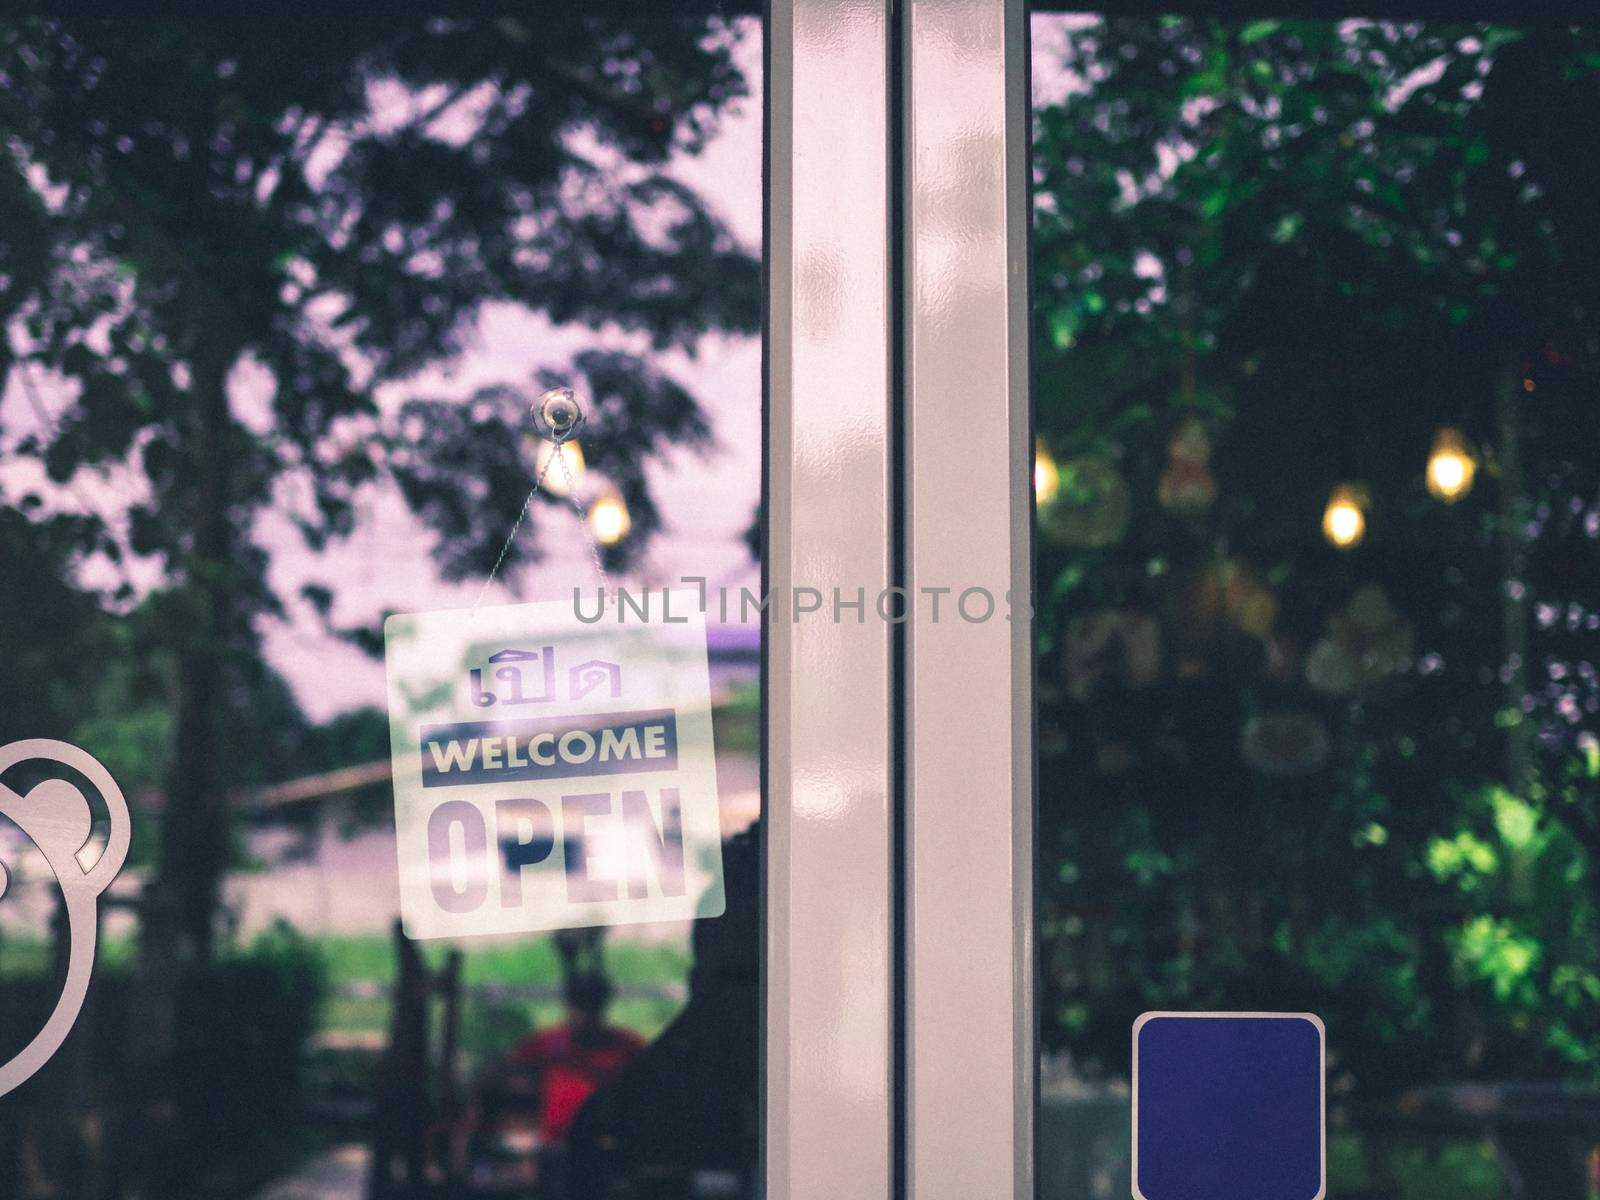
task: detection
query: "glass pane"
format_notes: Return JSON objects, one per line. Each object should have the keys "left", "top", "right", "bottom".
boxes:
{"left": 0, "top": 10, "right": 761, "bottom": 1199}
{"left": 1031, "top": 13, "right": 1600, "bottom": 1199}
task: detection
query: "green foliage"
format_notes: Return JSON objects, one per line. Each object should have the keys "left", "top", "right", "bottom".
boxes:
{"left": 176, "top": 920, "right": 329, "bottom": 1121}
{"left": 0, "top": 13, "right": 756, "bottom": 586}
{"left": 1327, "top": 1131, "right": 1503, "bottom": 1200}
{"left": 0, "top": 12, "right": 758, "bottom": 961}
{"left": 0, "top": 505, "right": 110, "bottom": 747}
{"left": 1033, "top": 16, "right": 1600, "bottom": 1097}
{"left": 0, "top": 921, "right": 330, "bottom": 1196}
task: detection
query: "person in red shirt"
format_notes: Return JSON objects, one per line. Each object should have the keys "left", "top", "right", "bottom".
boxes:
{"left": 508, "top": 971, "right": 644, "bottom": 1146}
{"left": 461, "top": 969, "right": 644, "bottom": 1195}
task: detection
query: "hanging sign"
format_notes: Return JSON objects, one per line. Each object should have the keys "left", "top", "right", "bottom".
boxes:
{"left": 1133, "top": 1011, "right": 1325, "bottom": 1200}
{"left": 384, "top": 591, "right": 725, "bottom": 939}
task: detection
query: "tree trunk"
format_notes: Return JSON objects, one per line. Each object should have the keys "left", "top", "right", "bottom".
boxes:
{"left": 121, "top": 344, "right": 238, "bottom": 1195}
{"left": 157, "top": 344, "right": 237, "bottom": 962}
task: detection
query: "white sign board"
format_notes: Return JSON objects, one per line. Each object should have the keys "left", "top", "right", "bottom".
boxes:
{"left": 384, "top": 592, "right": 725, "bottom": 939}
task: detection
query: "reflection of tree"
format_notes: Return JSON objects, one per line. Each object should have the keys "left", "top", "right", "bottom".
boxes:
{"left": 1033, "top": 18, "right": 1600, "bottom": 1098}
{"left": 0, "top": 508, "right": 105, "bottom": 749}
{"left": 0, "top": 9, "right": 755, "bottom": 1159}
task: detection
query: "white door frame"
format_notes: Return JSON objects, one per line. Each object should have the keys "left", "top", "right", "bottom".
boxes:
{"left": 766, "top": 1, "right": 1033, "bottom": 1195}
{"left": 766, "top": 2, "right": 896, "bottom": 1198}
{"left": 901, "top": 1, "right": 1035, "bottom": 1198}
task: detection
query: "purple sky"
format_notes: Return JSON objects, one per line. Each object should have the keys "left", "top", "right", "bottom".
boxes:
{"left": 271, "top": 28, "right": 764, "bottom": 720}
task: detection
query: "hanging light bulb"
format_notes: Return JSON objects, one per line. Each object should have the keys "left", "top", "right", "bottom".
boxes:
{"left": 1034, "top": 438, "right": 1060, "bottom": 507}
{"left": 1425, "top": 427, "right": 1477, "bottom": 503}
{"left": 532, "top": 437, "right": 586, "bottom": 497}
{"left": 1322, "top": 483, "right": 1367, "bottom": 550}
{"left": 588, "top": 490, "right": 631, "bottom": 546}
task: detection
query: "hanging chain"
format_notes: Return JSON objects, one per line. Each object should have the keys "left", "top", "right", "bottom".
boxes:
{"left": 472, "top": 387, "right": 609, "bottom": 612}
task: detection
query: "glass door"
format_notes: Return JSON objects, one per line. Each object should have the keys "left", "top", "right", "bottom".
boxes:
{"left": 0, "top": 6, "right": 908, "bottom": 1199}
{"left": 1027, "top": 8, "right": 1600, "bottom": 1200}
{"left": 895, "top": 5, "right": 1600, "bottom": 1200}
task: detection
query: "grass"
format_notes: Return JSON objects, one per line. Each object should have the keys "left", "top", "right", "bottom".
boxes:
{"left": 1, "top": 927, "right": 692, "bottom": 1054}
{"left": 314, "top": 931, "right": 692, "bottom": 1057}
{"left": 712, "top": 681, "right": 760, "bottom": 756}
{"left": 315, "top": 932, "right": 689, "bottom": 990}
{"left": 0, "top": 930, "right": 137, "bottom": 977}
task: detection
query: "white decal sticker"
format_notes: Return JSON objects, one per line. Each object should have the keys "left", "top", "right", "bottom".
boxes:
{"left": 0, "top": 739, "right": 131, "bottom": 1097}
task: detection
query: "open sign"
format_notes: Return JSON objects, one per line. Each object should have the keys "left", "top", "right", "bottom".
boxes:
{"left": 385, "top": 594, "right": 725, "bottom": 938}
{"left": 425, "top": 789, "right": 687, "bottom": 914}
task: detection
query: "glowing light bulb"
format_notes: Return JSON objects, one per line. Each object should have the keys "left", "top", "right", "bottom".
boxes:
{"left": 1322, "top": 484, "right": 1366, "bottom": 550}
{"left": 533, "top": 438, "right": 586, "bottom": 497}
{"left": 1035, "top": 438, "right": 1060, "bottom": 507}
{"left": 1425, "top": 427, "right": 1477, "bottom": 503}
{"left": 588, "top": 491, "right": 631, "bottom": 546}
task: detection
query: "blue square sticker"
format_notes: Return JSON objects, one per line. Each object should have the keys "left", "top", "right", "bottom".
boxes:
{"left": 1133, "top": 1012, "right": 1325, "bottom": 1200}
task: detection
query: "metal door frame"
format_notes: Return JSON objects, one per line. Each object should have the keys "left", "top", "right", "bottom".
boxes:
{"left": 766, "top": 2, "right": 1033, "bottom": 1196}
{"left": 901, "top": 2, "right": 1035, "bottom": 1198}
{"left": 772, "top": 3, "right": 1600, "bottom": 1196}
{"left": 766, "top": 3, "right": 897, "bottom": 1197}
